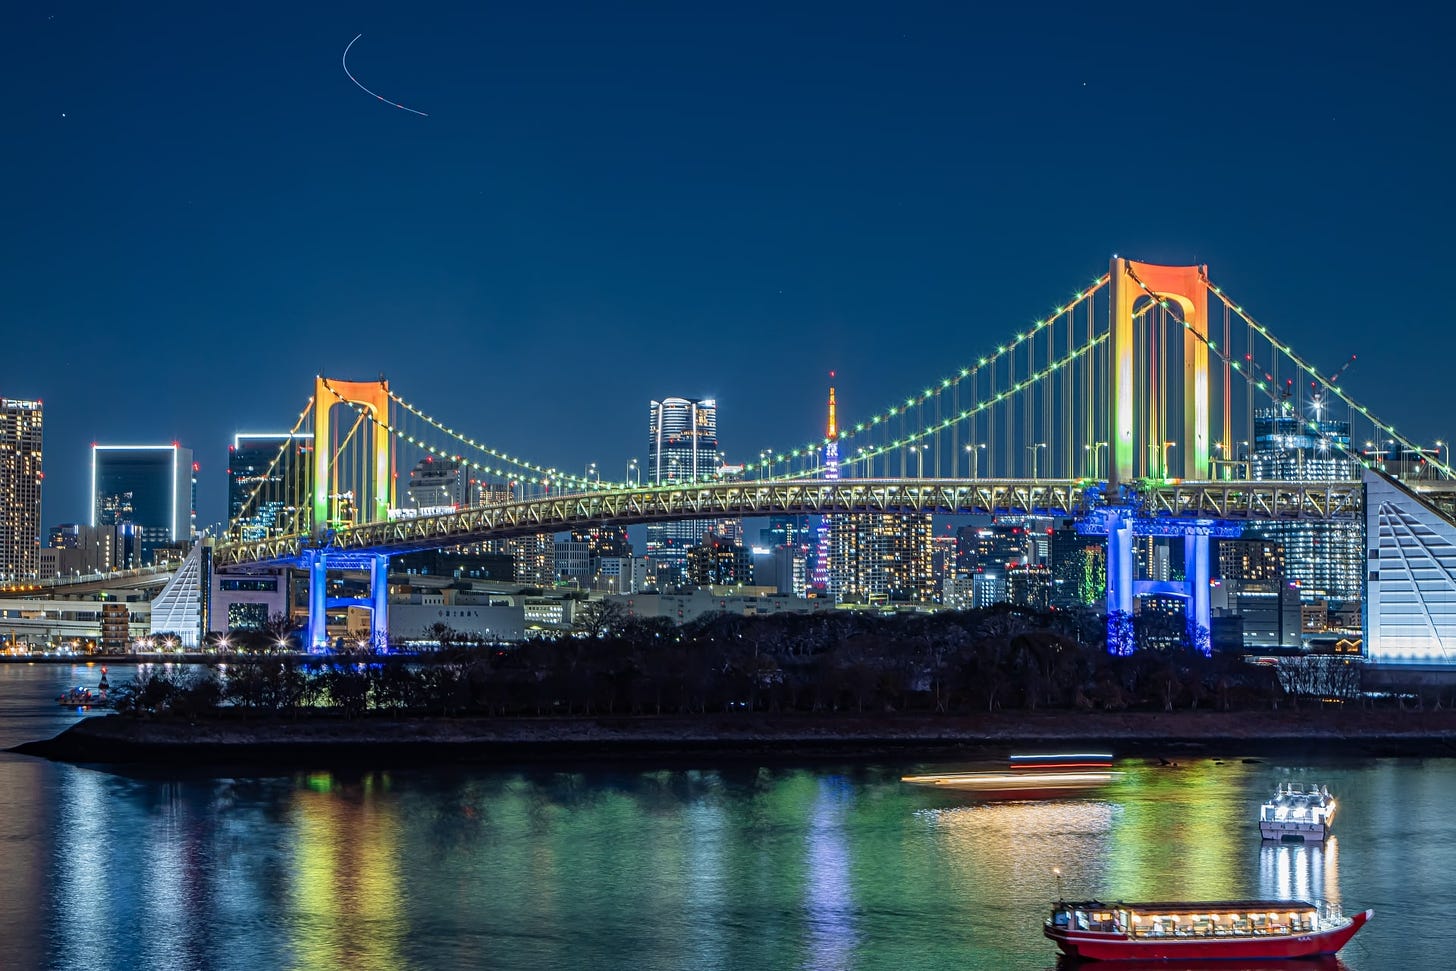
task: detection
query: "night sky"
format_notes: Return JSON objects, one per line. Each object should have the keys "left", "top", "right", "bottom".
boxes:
{"left": 4, "top": 2, "right": 1453, "bottom": 531}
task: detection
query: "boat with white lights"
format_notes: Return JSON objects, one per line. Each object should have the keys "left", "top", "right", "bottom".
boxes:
{"left": 901, "top": 753, "right": 1119, "bottom": 796}
{"left": 1259, "top": 782, "right": 1335, "bottom": 843}
{"left": 1044, "top": 899, "right": 1371, "bottom": 961}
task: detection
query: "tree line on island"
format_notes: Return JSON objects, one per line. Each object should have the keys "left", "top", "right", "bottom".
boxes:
{"left": 113, "top": 602, "right": 1382, "bottom": 719}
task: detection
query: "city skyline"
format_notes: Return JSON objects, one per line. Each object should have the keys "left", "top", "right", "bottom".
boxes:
{"left": 4, "top": 4, "right": 1454, "bottom": 530}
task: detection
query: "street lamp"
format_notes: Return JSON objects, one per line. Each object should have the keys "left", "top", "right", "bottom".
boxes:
{"left": 627, "top": 459, "right": 639, "bottom": 487}
{"left": 907, "top": 444, "right": 926, "bottom": 478}
{"left": 585, "top": 462, "right": 599, "bottom": 488}
{"left": 964, "top": 443, "right": 985, "bottom": 480}
{"left": 1026, "top": 442, "right": 1046, "bottom": 480}
{"left": 1083, "top": 441, "right": 1108, "bottom": 479}
{"left": 1438, "top": 440, "right": 1451, "bottom": 477}
{"left": 759, "top": 449, "right": 769, "bottom": 480}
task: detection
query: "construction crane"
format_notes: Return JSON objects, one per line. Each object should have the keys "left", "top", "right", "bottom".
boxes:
{"left": 1327, "top": 353, "right": 1357, "bottom": 387}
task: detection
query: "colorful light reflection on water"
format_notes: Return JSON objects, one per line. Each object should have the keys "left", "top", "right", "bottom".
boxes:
{"left": 1, "top": 667, "right": 1453, "bottom": 969}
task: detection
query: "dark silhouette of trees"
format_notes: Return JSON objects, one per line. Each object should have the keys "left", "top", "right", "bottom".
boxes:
{"left": 118, "top": 604, "right": 1353, "bottom": 720}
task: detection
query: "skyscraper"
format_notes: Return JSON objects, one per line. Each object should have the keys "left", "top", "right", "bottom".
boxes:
{"left": 831, "top": 512, "right": 936, "bottom": 605}
{"left": 0, "top": 398, "right": 43, "bottom": 580}
{"left": 819, "top": 380, "right": 936, "bottom": 605}
{"left": 406, "top": 456, "right": 468, "bottom": 510}
{"left": 645, "top": 396, "right": 721, "bottom": 578}
{"left": 92, "top": 444, "right": 195, "bottom": 563}
{"left": 228, "top": 433, "right": 313, "bottom": 540}
{"left": 1243, "top": 405, "right": 1363, "bottom": 604}
{"left": 647, "top": 397, "right": 719, "bottom": 485}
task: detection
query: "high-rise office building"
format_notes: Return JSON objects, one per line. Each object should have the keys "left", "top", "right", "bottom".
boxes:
{"left": 647, "top": 397, "right": 719, "bottom": 484}
{"left": 1243, "top": 405, "right": 1363, "bottom": 604}
{"left": 1008, "top": 564, "right": 1051, "bottom": 611}
{"left": 92, "top": 444, "right": 196, "bottom": 563}
{"left": 1213, "top": 537, "right": 1302, "bottom": 648}
{"left": 406, "top": 456, "right": 468, "bottom": 510}
{"left": 42, "top": 522, "right": 143, "bottom": 575}
{"left": 0, "top": 398, "right": 43, "bottom": 579}
{"left": 228, "top": 433, "right": 313, "bottom": 540}
{"left": 686, "top": 532, "right": 753, "bottom": 586}
{"left": 645, "top": 396, "right": 721, "bottom": 573}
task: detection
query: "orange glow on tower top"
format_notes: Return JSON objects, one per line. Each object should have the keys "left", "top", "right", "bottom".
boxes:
{"left": 826, "top": 373, "right": 837, "bottom": 441}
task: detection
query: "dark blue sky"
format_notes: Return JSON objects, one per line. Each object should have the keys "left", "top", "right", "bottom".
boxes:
{"left": 4, "top": 2, "right": 1453, "bottom": 530}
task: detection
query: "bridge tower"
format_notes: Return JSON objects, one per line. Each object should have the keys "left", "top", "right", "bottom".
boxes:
{"left": 312, "top": 376, "right": 393, "bottom": 534}
{"left": 1102, "top": 260, "right": 1215, "bottom": 653}
{"left": 306, "top": 377, "right": 394, "bottom": 652}
{"left": 1108, "top": 259, "right": 1211, "bottom": 490}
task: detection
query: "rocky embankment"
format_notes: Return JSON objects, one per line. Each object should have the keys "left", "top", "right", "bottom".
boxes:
{"left": 13, "top": 709, "right": 1456, "bottom": 766}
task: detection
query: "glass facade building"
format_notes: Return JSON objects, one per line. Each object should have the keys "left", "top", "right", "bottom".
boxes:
{"left": 92, "top": 444, "right": 196, "bottom": 563}
{"left": 645, "top": 397, "right": 720, "bottom": 574}
{"left": 228, "top": 433, "right": 312, "bottom": 540}
{"left": 1244, "top": 407, "right": 1364, "bottom": 605}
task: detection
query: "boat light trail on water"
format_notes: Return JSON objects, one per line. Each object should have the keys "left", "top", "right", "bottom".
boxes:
{"left": 341, "top": 34, "right": 429, "bottom": 117}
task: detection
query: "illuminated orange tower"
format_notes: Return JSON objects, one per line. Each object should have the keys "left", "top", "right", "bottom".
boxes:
{"left": 311, "top": 376, "right": 393, "bottom": 533}
{"left": 1108, "top": 258, "right": 1210, "bottom": 488}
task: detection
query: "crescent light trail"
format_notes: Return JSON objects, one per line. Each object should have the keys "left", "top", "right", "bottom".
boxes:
{"left": 342, "top": 34, "right": 429, "bottom": 117}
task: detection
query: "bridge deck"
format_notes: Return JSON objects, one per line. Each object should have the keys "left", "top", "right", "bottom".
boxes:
{"left": 213, "top": 477, "right": 1377, "bottom": 567}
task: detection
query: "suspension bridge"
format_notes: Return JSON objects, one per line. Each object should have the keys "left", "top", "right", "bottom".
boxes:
{"left": 211, "top": 257, "right": 1455, "bottom": 655}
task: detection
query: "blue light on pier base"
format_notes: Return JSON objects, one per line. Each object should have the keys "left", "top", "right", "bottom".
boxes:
{"left": 369, "top": 553, "right": 390, "bottom": 652}
{"left": 302, "top": 550, "right": 392, "bottom": 653}
{"left": 1078, "top": 510, "right": 1236, "bottom": 655}
{"left": 306, "top": 550, "right": 328, "bottom": 653}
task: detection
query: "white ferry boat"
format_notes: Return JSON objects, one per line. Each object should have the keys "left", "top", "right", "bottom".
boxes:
{"left": 1259, "top": 783, "right": 1335, "bottom": 842}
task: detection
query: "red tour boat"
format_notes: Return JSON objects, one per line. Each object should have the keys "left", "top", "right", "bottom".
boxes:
{"left": 1044, "top": 899, "right": 1371, "bottom": 961}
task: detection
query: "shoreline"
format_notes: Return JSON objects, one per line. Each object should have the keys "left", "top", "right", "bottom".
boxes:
{"left": 13, "top": 710, "right": 1456, "bottom": 767}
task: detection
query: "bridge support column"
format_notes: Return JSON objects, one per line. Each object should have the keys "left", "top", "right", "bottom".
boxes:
{"left": 1184, "top": 533, "right": 1211, "bottom": 654}
{"left": 306, "top": 551, "right": 329, "bottom": 653}
{"left": 1105, "top": 513, "right": 1135, "bottom": 654}
{"left": 370, "top": 554, "right": 390, "bottom": 652}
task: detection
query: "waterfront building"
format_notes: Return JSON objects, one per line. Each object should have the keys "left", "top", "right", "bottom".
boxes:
{"left": 971, "top": 567, "right": 1007, "bottom": 608}
{"left": 92, "top": 444, "right": 196, "bottom": 563}
{"left": 760, "top": 515, "right": 808, "bottom": 549}
{"left": 772, "top": 543, "right": 810, "bottom": 598}
{"left": 1048, "top": 521, "right": 1102, "bottom": 607}
{"left": 645, "top": 396, "right": 720, "bottom": 571}
{"left": 228, "top": 433, "right": 312, "bottom": 540}
{"left": 931, "top": 533, "right": 957, "bottom": 603}
{"left": 41, "top": 523, "right": 143, "bottom": 575}
{"left": 406, "top": 456, "right": 469, "bottom": 510}
{"left": 1243, "top": 405, "right": 1363, "bottom": 604}
{"left": 1364, "top": 470, "right": 1456, "bottom": 665}
{"left": 395, "top": 549, "right": 514, "bottom": 582}
{"left": 503, "top": 533, "right": 556, "bottom": 588}
{"left": 0, "top": 398, "right": 43, "bottom": 580}
{"left": 553, "top": 536, "right": 592, "bottom": 585}
{"left": 475, "top": 481, "right": 513, "bottom": 505}
{"left": 1007, "top": 564, "right": 1051, "bottom": 611}
{"left": 942, "top": 573, "right": 975, "bottom": 610}
{"left": 1213, "top": 538, "right": 1302, "bottom": 648}
{"left": 832, "top": 512, "right": 936, "bottom": 605}
{"left": 686, "top": 533, "right": 753, "bottom": 587}
{"left": 956, "top": 523, "right": 1030, "bottom": 574}
{"left": 614, "top": 588, "right": 835, "bottom": 625}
